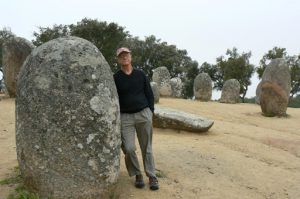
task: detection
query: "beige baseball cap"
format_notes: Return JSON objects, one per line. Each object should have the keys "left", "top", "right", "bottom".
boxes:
{"left": 116, "top": 47, "right": 131, "bottom": 56}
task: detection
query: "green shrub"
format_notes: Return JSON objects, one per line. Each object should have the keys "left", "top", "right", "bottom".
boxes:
{"left": 288, "top": 96, "right": 300, "bottom": 108}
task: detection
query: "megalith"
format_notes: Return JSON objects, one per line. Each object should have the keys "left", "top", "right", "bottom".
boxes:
{"left": 16, "top": 36, "right": 121, "bottom": 199}
{"left": 193, "top": 73, "right": 212, "bottom": 101}
{"left": 255, "top": 81, "right": 262, "bottom": 104}
{"left": 153, "top": 106, "right": 214, "bottom": 132}
{"left": 152, "top": 66, "right": 172, "bottom": 97}
{"left": 260, "top": 81, "right": 288, "bottom": 117}
{"left": 257, "top": 58, "right": 291, "bottom": 116}
{"left": 170, "top": 77, "right": 182, "bottom": 98}
{"left": 2, "top": 37, "right": 34, "bottom": 97}
{"left": 220, "top": 79, "right": 240, "bottom": 103}
{"left": 256, "top": 58, "right": 291, "bottom": 105}
{"left": 150, "top": 82, "right": 160, "bottom": 103}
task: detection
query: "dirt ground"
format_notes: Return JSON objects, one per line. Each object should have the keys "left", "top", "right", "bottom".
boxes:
{"left": 0, "top": 97, "right": 300, "bottom": 199}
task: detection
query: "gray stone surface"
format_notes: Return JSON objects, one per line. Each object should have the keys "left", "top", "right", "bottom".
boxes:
{"left": 2, "top": 37, "right": 34, "bottom": 97}
{"left": 260, "top": 81, "right": 288, "bottom": 117}
{"left": 150, "top": 81, "right": 160, "bottom": 103}
{"left": 193, "top": 73, "right": 212, "bottom": 101}
{"left": 170, "top": 77, "right": 183, "bottom": 98}
{"left": 152, "top": 66, "right": 172, "bottom": 97}
{"left": 153, "top": 106, "right": 214, "bottom": 132}
{"left": 220, "top": 79, "right": 240, "bottom": 103}
{"left": 16, "top": 36, "right": 121, "bottom": 199}
{"left": 255, "top": 81, "right": 262, "bottom": 104}
{"left": 256, "top": 58, "right": 291, "bottom": 104}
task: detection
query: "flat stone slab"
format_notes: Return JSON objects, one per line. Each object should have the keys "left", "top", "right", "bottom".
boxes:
{"left": 153, "top": 106, "right": 214, "bottom": 132}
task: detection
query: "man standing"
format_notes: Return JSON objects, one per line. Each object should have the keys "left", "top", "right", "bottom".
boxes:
{"left": 113, "top": 47, "right": 159, "bottom": 190}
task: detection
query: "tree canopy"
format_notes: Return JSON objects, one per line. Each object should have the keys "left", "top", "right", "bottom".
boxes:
{"left": 32, "top": 18, "right": 130, "bottom": 72}
{"left": 32, "top": 19, "right": 200, "bottom": 98}
{"left": 256, "top": 47, "right": 300, "bottom": 98}
{"left": 121, "top": 35, "right": 199, "bottom": 98}
{"left": 256, "top": 47, "right": 287, "bottom": 78}
{"left": 199, "top": 47, "right": 254, "bottom": 101}
{"left": 70, "top": 18, "right": 129, "bottom": 72}
{"left": 0, "top": 28, "right": 15, "bottom": 91}
{"left": 286, "top": 55, "right": 300, "bottom": 98}
{"left": 6, "top": 18, "right": 300, "bottom": 101}
{"left": 0, "top": 28, "right": 15, "bottom": 70}
{"left": 32, "top": 24, "right": 69, "bottom": 46}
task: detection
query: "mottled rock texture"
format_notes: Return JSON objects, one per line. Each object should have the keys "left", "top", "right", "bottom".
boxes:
{"left": 260, "top": 81, "right": 288, "bottom": 117}
{"left": 256, "top": 58, "right": 291, "bottom": 105}
{"left": 150, "top": 82, "right": 160, "bottom": 103}
{"left": 255, "top": 81, "right": 262, "bottom": 104}
{"left": 256, "top": 58, "right": 291, "bottom": 117}
{"left": 152, "top": 66, "right": 172, "bottom": 97}
{"left": 220, "top": 79, "right": 240, "bottom": 103}
{"left": 153, "top": 106, "right": 214, "bottom": 132}
{"left": 2, "top": 37, "right": 34, "bottom": 97}
{"left": 170, "top": 77, "right": 183, "bottom": 98}
{"left": 16, "top": 36, "right": 121, "bottom": 199}
{"left": 193, "top": 73, "right": 212, "bottom": 101}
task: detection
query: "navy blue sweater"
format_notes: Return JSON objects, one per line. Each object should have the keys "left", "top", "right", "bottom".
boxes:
{"left": 114, "top": 69, "right": 154, "bottom": 113}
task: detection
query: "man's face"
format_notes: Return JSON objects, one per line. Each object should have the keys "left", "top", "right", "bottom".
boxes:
{"left": 117, "top": 52, "right": 132, "bottom": 66}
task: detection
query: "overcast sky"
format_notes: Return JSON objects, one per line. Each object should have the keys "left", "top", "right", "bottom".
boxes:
{"left": 1, "top": 0, "right": 300, "bottom": 98}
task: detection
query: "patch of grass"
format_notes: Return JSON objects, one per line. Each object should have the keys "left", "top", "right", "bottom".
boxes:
{"left": 0, "top": 167, "right": 22, "bottom": 185}
{"left": 0, "top": 167, "right": 40, "bottom": 199}
{"left": 0, "top": 176, "right": 21, "bottom": 185}
{"left": 7, "top": 187, "right": 40, "bottom": 199}
{"left": 155, "top": 169, "right": 167, "bottom": 178}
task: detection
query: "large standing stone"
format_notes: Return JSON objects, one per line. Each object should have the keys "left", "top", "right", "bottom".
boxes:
{"left": 16, "top": 36, "right": 121, "bottom": 199}
{"left": 170, "top": 77, "right": 183, "bottom": 98}
{"left": 2, "top": 37, "right": 34, "bottom": 97}
{"left": 193, "top": 73, "right": 212, "bottom": 101}
{"left": 152, "top": 66, "right": 172, "bottom": 97}
{"left": 260, "top": 81, "right": 288, "bottom": 117}
{"left": 256, "top": 58, "right": 291, "bottom": 104}
{"left": 220, "top": 79, "right": 240, "bottom": 103}
{"left": 255, "top": 81, "right": 262, "bottom": 104}
{"left": 150, "top": 82, "right": 160, "bottom": 103}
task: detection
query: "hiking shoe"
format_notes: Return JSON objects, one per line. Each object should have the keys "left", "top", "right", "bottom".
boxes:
{"left": 149, "top": 176, "right": 159, "bottom": 190}
{"left": 135, "top": 174, "right": 145, "bottom": 188}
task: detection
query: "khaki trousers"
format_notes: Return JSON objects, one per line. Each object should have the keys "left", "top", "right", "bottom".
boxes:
{"left": 120, "top": 107, "right": 156, "bottom": 177}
